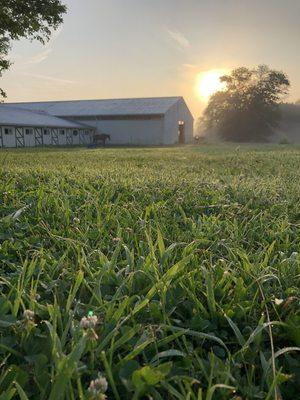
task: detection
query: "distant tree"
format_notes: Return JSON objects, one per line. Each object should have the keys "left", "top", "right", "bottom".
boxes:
{"left": 0, "top": 0, "right": 67, "bottom": 98}
{"left": 203, "top": 65, "right": 290, "bottom": 142}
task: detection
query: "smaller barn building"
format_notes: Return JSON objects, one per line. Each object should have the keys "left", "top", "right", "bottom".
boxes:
{"left": 0, "top": 97, "right": 194, "bottom": 147}
{"left": 0, "top": 106, "right": 94, "bottom": 148}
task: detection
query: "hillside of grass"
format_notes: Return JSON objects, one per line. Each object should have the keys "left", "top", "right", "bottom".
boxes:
{"left": 0, "top": 145, "right": 299, "bottom": 400}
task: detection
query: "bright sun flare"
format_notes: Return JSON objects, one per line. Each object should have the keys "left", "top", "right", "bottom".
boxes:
{"left": 197, "top": 70, "right": 226, "bottom": 100}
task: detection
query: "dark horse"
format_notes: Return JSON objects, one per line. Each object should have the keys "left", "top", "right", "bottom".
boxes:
{"left": 92, "top": 133, "right": 111, "bottom": 147}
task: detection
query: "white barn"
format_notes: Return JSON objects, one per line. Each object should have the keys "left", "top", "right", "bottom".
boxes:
{"left": 1, "top": 97, "right": 194, "bottom": 147}
{"left": 0, "top": 106, "right": 94, "bottom": 148}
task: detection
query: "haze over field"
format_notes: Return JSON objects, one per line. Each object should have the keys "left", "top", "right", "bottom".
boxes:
{"left": 1, "top": 0, "right": 300, "bottom": 118}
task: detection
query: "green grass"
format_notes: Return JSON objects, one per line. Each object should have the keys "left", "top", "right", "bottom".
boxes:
{"left": 0, "top": 145, "right": 299, "bottom": 400}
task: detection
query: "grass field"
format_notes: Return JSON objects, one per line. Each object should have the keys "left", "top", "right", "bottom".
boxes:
{"left": 0, "top": 145, "right": 300, "bottom": 400}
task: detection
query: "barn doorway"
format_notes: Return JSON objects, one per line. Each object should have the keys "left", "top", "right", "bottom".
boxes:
{"left": 178, "top": 121, "right": 185, "bottom": 144}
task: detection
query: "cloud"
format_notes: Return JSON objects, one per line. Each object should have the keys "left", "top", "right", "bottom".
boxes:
{"left": 21, "top": 72, "right": 75, "bottom": 85}
{"left": 165, "top": 28, "right": 190, "bottom": 49}
{"left": 14, "top": 27, "right": 63, "bottom": 66}
{"left": 24, "top": 48, "right": 53, "bottom": 65}
{"left": 182, "top": 63, "right": 197, "bottom": 69}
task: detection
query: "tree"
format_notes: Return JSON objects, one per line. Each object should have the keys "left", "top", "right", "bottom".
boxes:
{"left": 202, "top": 65, "right": 290, "bottom": 142}
{"left": 0, "top": 0, "right": 67, "bottom": 98}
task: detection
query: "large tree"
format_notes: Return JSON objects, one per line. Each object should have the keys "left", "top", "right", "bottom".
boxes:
{"left": 203, "top": 65, "right": 290, "bottom": 142}
{"left": 0, "top": 0, "right": 67, "bottom": 98}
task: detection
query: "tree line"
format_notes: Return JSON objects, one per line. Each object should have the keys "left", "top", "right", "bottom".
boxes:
{"left": 201, "top": 65, "right": 291, "bottom": 142}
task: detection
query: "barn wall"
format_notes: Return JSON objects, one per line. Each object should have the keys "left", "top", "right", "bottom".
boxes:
{"left": 163, "top": 99, "right": 194, "bottom": 144}
{"left": 2, "top": 127, "right": 16, "bottom": 147}
{"left": 75, "top": 118, "right": 164, "bottom": 145}
{"left": 58, "top": 129, "right": 67, "bottom": 146}
{"left": 72, "top": 130, "right": 80, "bottom": 145}
{"left": 24, "top": 128, "right": 35, "bottom": 147}
{"left": 0, "top": 126, "right": 92, "bottom": 147}
{"left": 42, "top": 130, "right": 52, "bottom": 146}
{"left": 178, "top": 99, "right": 194, "bottom": 144}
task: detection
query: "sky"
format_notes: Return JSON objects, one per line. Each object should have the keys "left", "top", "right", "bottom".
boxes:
{"left": 1, "top": 0, "right": 300, "bottom": 119}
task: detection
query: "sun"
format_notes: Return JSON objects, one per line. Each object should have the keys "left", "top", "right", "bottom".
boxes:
{"left": 197, "top": 70, "right": 227, "bottom": 100}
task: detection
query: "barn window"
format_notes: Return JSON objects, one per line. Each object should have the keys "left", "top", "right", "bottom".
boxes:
{"left": 43, "top": 129, "right": 50, "bottom": 135}
{"left": 73, "top": 130, "right": 78, "bottom": 136}
{"left": 59, "top": 129, "right": 65, "bottom": 135}
{"left": 25, "top": 128, "right": 33, "bottom": 135}
{"left": 4, "top": 128, "right": 13, "bottom": 135}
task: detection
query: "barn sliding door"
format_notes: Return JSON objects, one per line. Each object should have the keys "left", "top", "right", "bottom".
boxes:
{"left": 0, "top": 127, "right": 3, "bottom": 148}
{"left": 34, "top": 128, "right": 43, "bottom": 146}
{"left": 79, "top": 129, "right": 85, "bottom": 144}
{"left": 51, "top": 128, "right": 59, "bottom": 145}
{"left": 15, "top": 127, "right": 25, "bottom": 147}
{"left": 66, "top": 129, "right": 73, "bottom": 145}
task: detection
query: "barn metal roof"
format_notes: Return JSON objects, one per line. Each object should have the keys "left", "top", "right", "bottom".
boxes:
{"left": 4, "top": 97, "right": 183, "bottom": 117}
{"left": 0, "top": 106, "right": 93, "bottom": 129}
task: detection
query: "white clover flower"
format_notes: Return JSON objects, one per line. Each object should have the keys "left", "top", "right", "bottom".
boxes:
{"left": 290, "top": 252, "right": 298, "bottom": 260}
{"left": 274, "top": 298, "right": 284, "bottom": 306}
{"left": 88, "top": 374, "right": 108, "bottom": 399}
{"left": 80, "top": 315, "right": 98, "bottom": 329}
{"left": 23, "top": 309, "right": 35, "bottom": 321}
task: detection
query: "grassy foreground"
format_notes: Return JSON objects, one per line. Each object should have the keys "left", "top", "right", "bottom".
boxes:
{"left": 0, "top": 145, "right": 299, "bottom": 400}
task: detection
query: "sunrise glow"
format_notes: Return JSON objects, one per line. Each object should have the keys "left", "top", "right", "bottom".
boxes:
{"left": 197, "top": 70, "right": 227, "bottom": 100}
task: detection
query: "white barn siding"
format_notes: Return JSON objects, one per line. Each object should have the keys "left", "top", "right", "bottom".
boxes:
{"left": 58, "top": 129, "right": 67, "bottom": 146}
{"left": 72, "top": 130, "right": 80, "bottom": 145}
{"left": 74, "top": 118, "right": 164, "bottom": 145}
{"left": 2, "top": 127, "right": 16, "bottom": 147}
{"left": 43, "top": 130, "right": 52, "bottom": 146}
{"left": 163, "top": 98, "right": 194, "bottom": 144}
{"left": 24, "top": 128, "right": 35, "bottom": 147}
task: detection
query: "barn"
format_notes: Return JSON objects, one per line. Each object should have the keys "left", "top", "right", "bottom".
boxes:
{"left": 0, "top": 106, "right": 94, "bottom": 148}
{"left": 0, "top": 97, "right": 193, "bottom": 147}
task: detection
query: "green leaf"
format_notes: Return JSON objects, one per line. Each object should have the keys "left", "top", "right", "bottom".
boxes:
{"left": 48, "top": 335, "right": 87, "bottom": 400}
{"left": 151, "top": 349, "right": 185, "bottom": 364}
{"left": 224, "top": 314, "right": 246, "bottom": 346}
{"left": 0, "top": 389, "right": 16, "bottom": 400}
{"left": 14, "top": 382, "right": 29, "bottom": 400}
{"left": 156, "top": 228, "right": 165, "bottom": 257}
{"left": 66, "top": 269, "right": 84, "bottom": 312}
{"left": 132, "top": 362, "right": 172, "bottom": 394}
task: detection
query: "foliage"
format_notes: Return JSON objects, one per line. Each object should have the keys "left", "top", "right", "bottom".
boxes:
{"left": 0, "top": 145, "right": 299, "bottom": 399}
{"left": 0, "top": 0, "right": 67, "bottom": 98}
{"left": 203, "top": 66, "right": 290, "bottom": 142}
